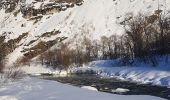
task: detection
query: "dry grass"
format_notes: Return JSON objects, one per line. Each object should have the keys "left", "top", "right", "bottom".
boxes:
{"left": 0, "top": 62, "right": 4, "bottom": 73}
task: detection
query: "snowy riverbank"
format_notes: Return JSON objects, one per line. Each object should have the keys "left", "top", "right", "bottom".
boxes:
{"left": 13, "top": 56, "right": 170, "bottom": 88}
{"left": 19, "top": 59, "right": 170, "bottom": 87}
{"left": 70, "top": 60, "right": 170, "bottom": 87}
{"left": 0, "top": 77, "right": 167, "bottom": 100}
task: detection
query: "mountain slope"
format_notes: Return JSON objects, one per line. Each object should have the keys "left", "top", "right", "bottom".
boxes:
{"left": 0, "top": 0, "right": 170, "bottom": 66}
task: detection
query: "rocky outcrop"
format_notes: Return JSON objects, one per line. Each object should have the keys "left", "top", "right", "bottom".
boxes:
{"left": 20, "top": 0, "right": 84, "bottom": 18}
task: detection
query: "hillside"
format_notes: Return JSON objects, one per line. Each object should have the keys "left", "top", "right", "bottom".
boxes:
{"left": 0, "top": 0, "right": 170, "bottom": 67}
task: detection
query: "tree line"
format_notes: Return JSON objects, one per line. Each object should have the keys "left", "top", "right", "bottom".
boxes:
{"left": 0, "top": 11, "right": 169, "bottom": 72}
{"left": 37, "top": 11, "right": 170, "bottom": 69}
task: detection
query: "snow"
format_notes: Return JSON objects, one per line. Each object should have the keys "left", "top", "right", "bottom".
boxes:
{"left": 21, "top": 64, "right": 57, "bottom": 75}
{"left": 0, "top": 77, "right": 166, "bottom": 100}
{"left": 111, "top": 88, "right": 130, "bottom": 93}
{"left": 81, "top": 86, "right": 98, "bottom": 91}
{"left": 0, "top": 96, "right": 17, "bottom": 100}
{"left": 20, "top": 63, "right": 69, "bottom": 77}
{"left": 0, "top": 0, "right": 170, "bottom": 98}
{"left": 1, "top": 0, "right": 170, "bottom": 65}
{"left": 25, "top": 0, "right": 35, "bottom": 5}
{"left": 71, "top": 59, "right": 170, "bottom": 87}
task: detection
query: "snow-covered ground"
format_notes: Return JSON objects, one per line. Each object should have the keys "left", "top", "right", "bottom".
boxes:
{"left": 71, "top": 60, "right": 170, "bottom": 87}
{"left": 0, "top": 77, "right": 167, "bottom": 100}
{"left": 21, "top": 63, "right": 68, "bottom": 77}
{"left": 81, "top": 86, "right": 98, "bottom": 91}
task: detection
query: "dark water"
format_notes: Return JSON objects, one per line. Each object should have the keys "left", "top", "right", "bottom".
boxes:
{"left": 40, "top": 74, "right": 170, "bottom": 99}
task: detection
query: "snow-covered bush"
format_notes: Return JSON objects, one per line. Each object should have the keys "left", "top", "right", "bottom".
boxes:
{"left": 0, "top": 67, "right": 25, "bottom": 85}
{"left": 4, "top": 67, "right": 25, "bottom": 79}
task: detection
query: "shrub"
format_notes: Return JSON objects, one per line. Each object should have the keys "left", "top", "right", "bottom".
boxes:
{"left": 0, "top": 62, "right": 4, "bottom": 73}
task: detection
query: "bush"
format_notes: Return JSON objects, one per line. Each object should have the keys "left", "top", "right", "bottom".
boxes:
{"left": 0, "top": 62, "right": 4, "bottom": 73}
{"left": 0, "top": 67, "right": 25, "bottom": 85}
{"left": 4, "top": 67, "right": 24, "bottom": 80}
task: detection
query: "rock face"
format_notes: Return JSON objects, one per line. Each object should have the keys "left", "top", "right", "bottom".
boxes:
{"left": 0, "top": 0, "right": 170, "bottom": 66}
{"left": 0, "top": 0, "right": 20, "bottom": 13}
{"left": 20, "top": 0, "right": 83, "bottom": 18}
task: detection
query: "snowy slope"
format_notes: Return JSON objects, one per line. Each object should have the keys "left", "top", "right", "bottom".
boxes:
{"left": 0, "top": 0, "right": 170, "bottom": 65}
{"left": 0, "top": 77, "right": 166, "bottom": 100}
{"left": 71, "top": 60, "right": 170, "bottom": 87}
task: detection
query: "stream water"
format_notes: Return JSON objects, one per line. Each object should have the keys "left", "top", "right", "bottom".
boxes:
{"left": 39, "top": 74, "right": 170, "bottom": 99}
